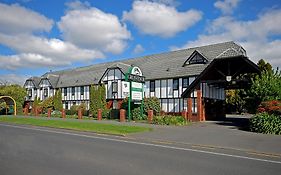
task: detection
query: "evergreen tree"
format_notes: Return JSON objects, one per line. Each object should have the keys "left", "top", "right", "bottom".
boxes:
{"left": 53, "top": 89, "right": 63, "bottom": 111}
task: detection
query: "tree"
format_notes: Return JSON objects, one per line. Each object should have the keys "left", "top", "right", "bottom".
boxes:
{"left": 53, "top": 89, "right": 63, "bottom": 111}
{"left": 90, "top": 84, "right": 108, "bottom": 117}
{"left": 246, "top": 69, "right": 281, "bottom": 112}
{"left": 90, "top": 85, "right": 99, "bottom": 116}
{"left": 41, "top": 96, "right": 54, "bottom": 111}
{"left": 226, "top": 89, "right": 246, "bottom": 113}
{"left": 0, "top": 85, "right": 26, "bottom": 114}
{"left": 257, "top": 59, "right": 273, "bottom": 73}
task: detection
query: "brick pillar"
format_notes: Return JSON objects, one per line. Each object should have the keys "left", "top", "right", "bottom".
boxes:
{"left": 97, "top": 109, "right": 102, "bottom": 120}
{"left": 61, "top": 109, "right": 66, "bottom": 119}
{"left": 202, "top": 101, "right": 206, "bottom": 121}
{"left": 197, "top": 90, "right": 202, "bottom": 121}
{"left": 181, "top": 110, "right": 187, "bottom": 120}
{"left": 120, "top": 109, "right": 126, "bottom": 122}
{"left": 35, "top": 107, "right": 39, "bottom": 116}
{"left": 47, "top": 108, "right": 51, "bottom": 118}
{"left": 187, "top": 98, "right": 192, "bottom": 121}
{"left": 24, "top": 108, "right": 28, "bottom": 116}
{"left": 147, "top": 110, "right": 153, "bottom": 124}
{"left": 78, "top": 109, "right": 82, "bottom": 119}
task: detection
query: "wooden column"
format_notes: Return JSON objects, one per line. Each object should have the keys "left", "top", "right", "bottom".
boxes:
{"left": 187, "top": 98, "right": 192, "bottom": 121}
{"left": 197, "top": 90, "right": 203, "bottom": 121}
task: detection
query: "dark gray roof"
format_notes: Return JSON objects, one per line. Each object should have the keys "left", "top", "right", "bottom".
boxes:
{"left": 25, "top": 77, "right": 41, "bottom": 88}
{"left": 25, "top": 41, "right": 248, "bottom": 88}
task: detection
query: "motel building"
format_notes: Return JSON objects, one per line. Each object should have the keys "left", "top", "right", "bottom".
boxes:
{"left": 24, "top": 41, "right": 259, "bottom": 121}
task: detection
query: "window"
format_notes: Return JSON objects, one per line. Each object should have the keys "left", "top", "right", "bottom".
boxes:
{"left": 182, "top": 78, "right": 189, "bottom": 88}
{"left": 71, "top": 87, "right": 75, "bottom": 96}
{"left": 64, "top": 88, "right": 67, "bottom": 96}
{"left": 80, "top": 86, "right": 84, "bottom": 95}
{"left": 65, "top": 102, "right": 68, "bottom": 110}
{"left": 28, "top": 89, "right": 32, "bottom": 97}
{"left": 150, "top": 80, "right": 155, "bottom": 92}
{"left": 43, "top": 88, "right": 48, "bottom": 97}
{"left": 173, "top": 79, "right": 179, "bottom": 90}
{"left": 189, "top": 53, "right": 207, "bottom": 64}
{"left": 112, "top": 82, "right": 118, "bottom": 93}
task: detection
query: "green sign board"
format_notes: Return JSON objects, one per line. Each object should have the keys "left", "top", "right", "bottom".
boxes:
{"left": 125, "top": 66, "right": 145, "bottom": 121}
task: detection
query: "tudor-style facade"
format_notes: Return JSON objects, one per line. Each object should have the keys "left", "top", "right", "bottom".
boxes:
{"left": 23, "top": 41, "right": 259, "bottom": 120}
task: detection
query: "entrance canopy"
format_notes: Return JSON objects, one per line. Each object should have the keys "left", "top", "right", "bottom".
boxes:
{"left": 0, "top": 96, "right": 17, "bottom": 115}
{"left": 182, "top": 56, "right": 260, "bottom": 97}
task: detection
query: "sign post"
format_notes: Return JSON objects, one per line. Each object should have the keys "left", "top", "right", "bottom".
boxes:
{"left": 125, "top": 66, "right": 145, "bottom": 121}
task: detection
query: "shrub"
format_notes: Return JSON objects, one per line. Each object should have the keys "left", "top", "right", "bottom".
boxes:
{"left": 250, "top": 113, "right": 281, "bottom": 135}
{"left": 257, "top": 100, "right": 281, "bottom": 115}
{"left": 144, "top": 97, "right": 161, "bottom": 115}
{"left": 132, "top": 107, "right": 147, "bottom": 120}
{"left": 152, "top": 115, "right": 187, "bottom": 126}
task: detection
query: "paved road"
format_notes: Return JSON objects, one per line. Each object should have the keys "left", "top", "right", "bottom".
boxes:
{"left": 0, "top": 123, "right": 280, "bottom": 175}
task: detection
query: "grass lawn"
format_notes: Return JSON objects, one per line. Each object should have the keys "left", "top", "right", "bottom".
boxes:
{"left": 0, "top": 116, "right": 152, "bottom": 135}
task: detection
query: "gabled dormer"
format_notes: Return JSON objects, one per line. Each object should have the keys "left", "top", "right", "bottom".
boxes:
{"left": 183, "top": 50, "right": 208, "bottom": 67}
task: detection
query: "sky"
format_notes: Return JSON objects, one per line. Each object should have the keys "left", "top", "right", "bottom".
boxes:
{"left": 0, "top": 0, "right": 280, "bottom": 85}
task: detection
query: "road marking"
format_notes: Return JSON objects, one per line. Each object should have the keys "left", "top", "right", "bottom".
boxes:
{"left": 1, "top": 123, "right": 281, "bottom": 165}
{"left": 247, "top": 152, "right": 281, "bottom": 158}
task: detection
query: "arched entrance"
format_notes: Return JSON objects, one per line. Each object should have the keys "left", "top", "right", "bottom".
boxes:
{"left": 0, "top": 96, "right": 17, "bottom": 116}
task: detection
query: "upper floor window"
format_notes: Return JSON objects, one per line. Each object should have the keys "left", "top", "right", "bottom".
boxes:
{"left": 71, "top": 87, "right": 75, "bottom": 96}
{"left": 64, "top": 88, "right": 67, "bottom": 96}
{"left": 173, "top": 79, "right": 179, "bottom": 90}
{"left": 80, "top": 86, "right": 84, "bottom": 95}
{"left": 182, "top": 78, "right": 189, "bottom": 88}
{"left": 183, "top": 50, "right": 208, "bottom": 66}
{"left": 112, "top": 82, "right": 118, "bottom": 93}
{"left": 150, "top": 80, "right": 155, "bottom": 92}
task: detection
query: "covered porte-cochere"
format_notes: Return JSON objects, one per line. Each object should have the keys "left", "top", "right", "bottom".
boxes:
{"left": 181, "top": 56, "right": 260, "bottom": 121}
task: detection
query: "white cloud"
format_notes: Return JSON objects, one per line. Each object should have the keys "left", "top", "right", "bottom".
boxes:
{"left": 214, "top": 0, "right": 240, "bottom": 14}
{"left": 123, "top": 0, "right": 202, "bottom": 37}
{"left": 0, "top": 2, "right": 133, "bottom": 71}
{"left": 0, "top": 3, "right": 53, "bottom": 34}
{"left": 133, "top": 44, "right": 145, "bottom": 54}
{"left": 174, "top": 9, "right": 281, "bottom": 69}
{"left": 58, "top": 6, "right": 131, "bottom": 54}
{"left": 0, "top": 34, "right": 104, "bottom": 64}
{"left": 0, "top": 74, "right": 30, "bottom": 85}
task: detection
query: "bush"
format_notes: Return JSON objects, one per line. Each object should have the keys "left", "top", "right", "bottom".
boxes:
{"left": 257, "top": 100, "right": 281, "bottom": 115}
{"left": 132, "top": 107, "right": 147, "bottom": 120}
{"left": 250, "top": 113, "right": 281, "bottom": 135}
{"left": 144, "top": 97, "right": 161, "bottom": 115}
{"left": 152, "top": 115, "right": 187, "bottom": 126}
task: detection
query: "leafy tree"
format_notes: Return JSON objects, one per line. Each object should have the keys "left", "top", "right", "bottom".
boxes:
{"left": 246, "top": 69, "right": 281, "bottom": 112}
{"left": 53, "top": 89, "right": 63, "bottom": 111}
{"left": 257, "top": 59, "right": 272, "bottom": 73}
{"left": 226, "top": 89, "right": 246, "bottom": 113}
{"left": 90, "top": 84, "right": 108, "bottom": 117}
{"left": 0, "top": 85, "right": 26, "bottom": 114}
{"left": 41, "top": 96, "right": 54, "bottom": 110}
{"left": 33, "top": 96, "right": 41, "bottom": 108}
{"left": 90, "top": 85, "right": 99, "bottom": 116}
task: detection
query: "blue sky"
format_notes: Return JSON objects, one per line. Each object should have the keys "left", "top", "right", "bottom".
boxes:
{"left": 0, "top": 0, "right": 280, "bottom": 85}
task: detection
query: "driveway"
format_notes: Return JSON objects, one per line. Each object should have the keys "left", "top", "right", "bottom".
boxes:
{"left": 128, "top": 115, "right": 281, "bottom": 155}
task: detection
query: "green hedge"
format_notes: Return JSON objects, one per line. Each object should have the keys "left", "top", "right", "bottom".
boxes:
{"left": 152, "top": 115, "right": 187, "bottom": 126}
{"left": 250, "top": 113, "right": 281, "bottom": 135}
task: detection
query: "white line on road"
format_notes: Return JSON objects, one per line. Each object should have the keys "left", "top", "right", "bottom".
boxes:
{"left": 1, "top": 123, "right": 281, "bottom": 165}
